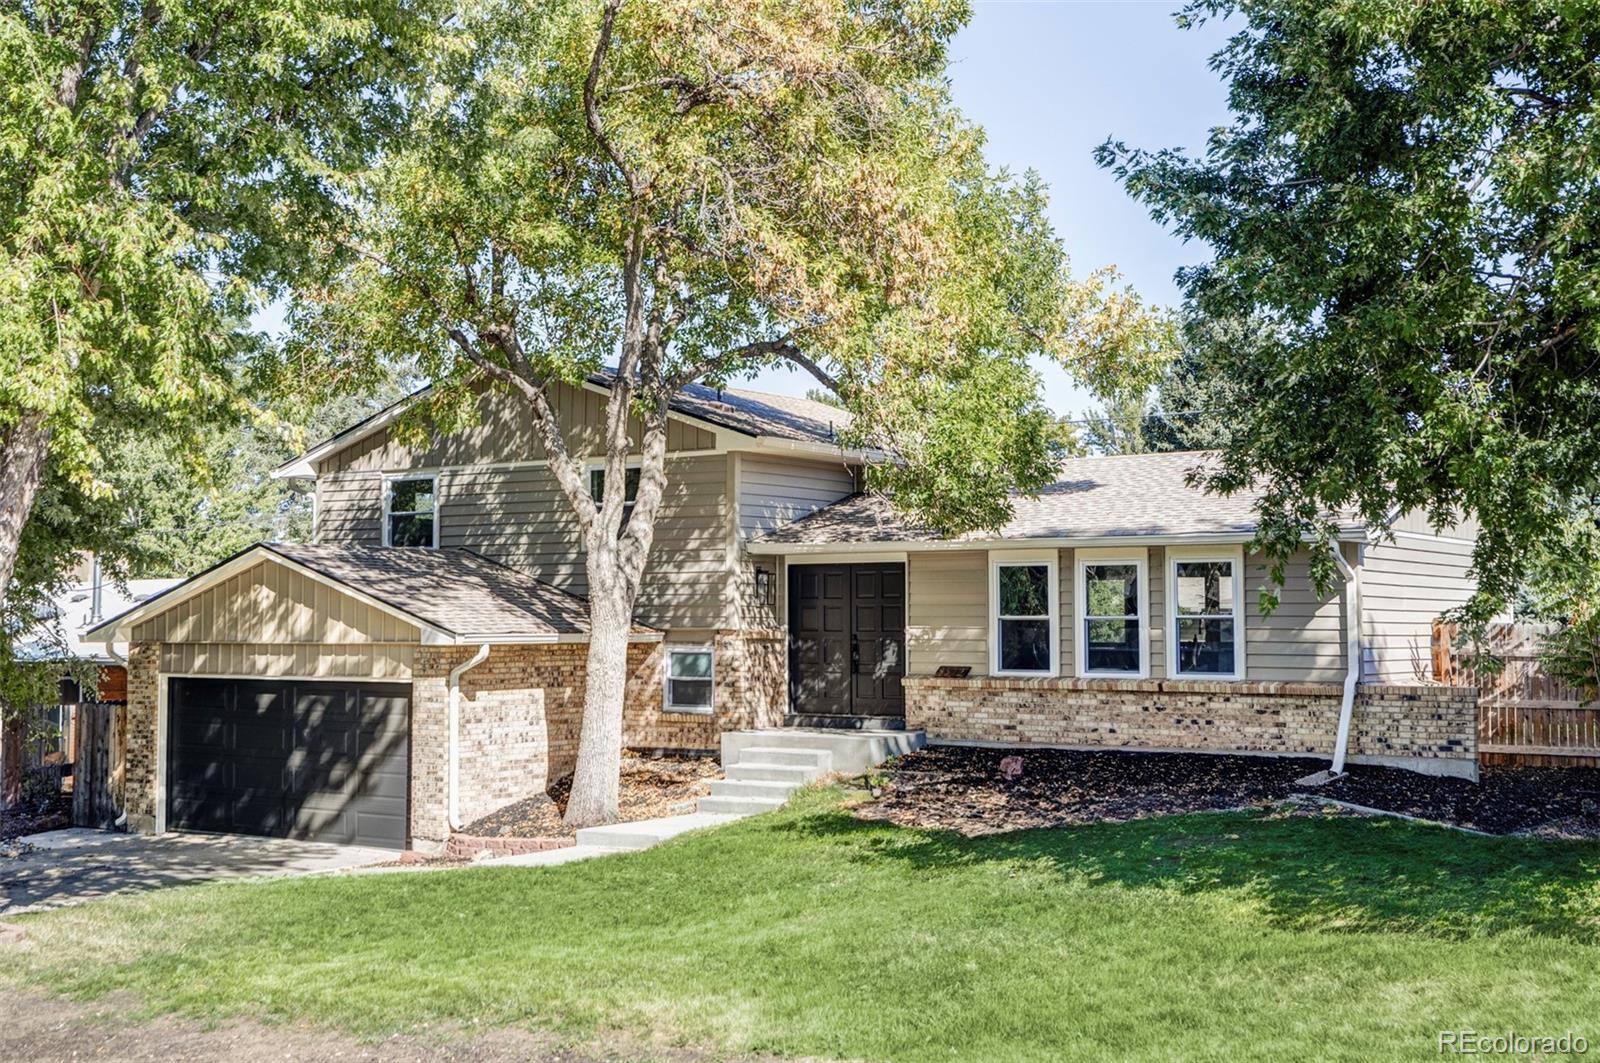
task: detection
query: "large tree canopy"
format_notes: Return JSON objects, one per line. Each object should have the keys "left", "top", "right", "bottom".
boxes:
{"left": 0, "top": 0, "right": 442, "bottom": 622}
{"left": 297, "top": 0, "right": 1173, "bottom": 824}
{"left": 1098, "top": 0, "right": 1600, "bottom": 609}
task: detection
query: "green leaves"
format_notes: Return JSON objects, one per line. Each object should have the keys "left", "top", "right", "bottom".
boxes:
{"left": 1101, "top": 0, "right": 1600, "bottom": 615}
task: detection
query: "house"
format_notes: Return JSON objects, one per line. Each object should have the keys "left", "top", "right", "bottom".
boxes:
{"left": 85, "top": 378, "right": 1481, "bottom": 852}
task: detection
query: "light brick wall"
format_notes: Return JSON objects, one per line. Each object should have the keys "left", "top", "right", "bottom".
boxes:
{"left": 904, "top": 676, "right": 1476, "bottom": 771}
{"left": 623, "top": 629, "right": 788, "bottom": 751}
{"left": 123, "top": 641, "right": 161, "bottom": 831}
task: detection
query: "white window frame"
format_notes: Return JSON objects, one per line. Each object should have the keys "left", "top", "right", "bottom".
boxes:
{"left": 664, "top": 643, "right": 715, "bottom": 714}
{"left": 1074, "top": 548, "right": 1150, "bottom": 679}
{"left": 1166, "top": 545, "right": 1246, "bottom": 681}
{"left": 382, "top": 473, "right": 439, "bottom": 548}
{"left": 988, "top": 549, "right": 1060, "bottom": 677}
{"left": 587, "top": 458, "right": 642, "bottom": 525}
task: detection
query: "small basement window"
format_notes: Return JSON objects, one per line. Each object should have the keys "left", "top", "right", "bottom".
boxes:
{"left": 589, "top": 463, "right": 641, "bottom": 527}
{"left": 666, "top": 646, "right": 714, "bottom": 712}
{"left": 385, "top": 475, "right": 437, "bottom": 548}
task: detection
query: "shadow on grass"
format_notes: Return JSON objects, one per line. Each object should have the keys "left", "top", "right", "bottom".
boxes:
{"left": 769, "top": 799, "right": 1600, "bottom": 944}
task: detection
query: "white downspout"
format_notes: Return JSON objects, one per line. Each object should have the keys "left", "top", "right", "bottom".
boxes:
{"left": 1329, "top": 543, "right": 1363, "bottom": 776}
{"left": 447, "top": 644, "right": 491, "bottom": 832}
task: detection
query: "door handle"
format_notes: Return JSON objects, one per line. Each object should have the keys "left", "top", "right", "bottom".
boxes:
{"left": 850, "top": 636, "right": 860, "bottom": 674}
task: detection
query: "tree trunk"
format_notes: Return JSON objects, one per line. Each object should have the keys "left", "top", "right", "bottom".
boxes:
{"left": 0, "top": 411, "right": 52, "bottom": 616}
{"left": 563, "top": 578, "right": 635, "bottom": 828}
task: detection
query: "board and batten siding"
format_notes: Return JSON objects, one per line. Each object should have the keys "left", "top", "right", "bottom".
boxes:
{"left": 1361, "top": 532, "right": 1476, "bottom": 683}
{"left": 316, "top": 379, "right": 717, "bottom": 476}
{"left": 132, "top": 559, "right": 421, "bottom": 679}
{"left": 131, "top": 560, "right": 419, "bottom": 644}
{"left": 907, "top": 544, "right": 1348, "bottom": 682}
{"left": 737, "top": 455, "right": 856, "bottom": 537}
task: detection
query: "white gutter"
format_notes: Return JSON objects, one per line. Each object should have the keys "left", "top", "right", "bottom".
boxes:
{"left": 1329, "top": 543, "right": 1363, "bottom": 776}
{"left": 447, "top": 643, "right": 491, "bottom": 831}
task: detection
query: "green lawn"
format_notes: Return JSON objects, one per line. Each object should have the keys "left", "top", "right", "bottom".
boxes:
{"left": 10, "top": 787, "right": 1600, "bottom": 1061}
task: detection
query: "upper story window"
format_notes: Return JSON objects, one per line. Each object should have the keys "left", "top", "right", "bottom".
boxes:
{"left": 990, "top": 552, "right": 1058, "bottom": 676}
{"left": 384, "top": 475, "right": 437, "bottom": 548}
{"left": 1169, "top": 550, "right": 1244, "bottom": 679}
{"left": 1075, "top": 550, "right": 1148, "bottom": 677}
{"left": 589, "top": 463, "right": 640, "bottom": 527}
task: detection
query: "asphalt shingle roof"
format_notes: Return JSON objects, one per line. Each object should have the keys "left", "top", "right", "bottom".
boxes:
{"left": 753, "top": 451, "right": 1333, "bottom": 545}
{"left": 587, "top": 372, "right": 849, "bottom": 444}
{"left": 261, "top": 543, "right": 614, "bottom": 639}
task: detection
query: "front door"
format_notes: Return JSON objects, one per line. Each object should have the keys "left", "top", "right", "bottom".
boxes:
{"left": 788, "top": 563, "right": 905, "bottom": 718}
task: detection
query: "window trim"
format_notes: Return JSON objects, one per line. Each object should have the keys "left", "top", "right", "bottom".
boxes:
{"left": 988, "top": 549, "right": 1060, "bottom": 678}
{"left": 587, "top": 457, "right": 642, "bottom": 524}
{"left": 664, "top": 643, "right": 715, "bottom": 715}
{"left": 381, "top": 473, "right": 439, "bottom": 549}
{"left": 1073, "top": 548, "right": 1150, "bottom": 679}
{"left": 1165, "top": 545, "right": 1247, "bottom": 681}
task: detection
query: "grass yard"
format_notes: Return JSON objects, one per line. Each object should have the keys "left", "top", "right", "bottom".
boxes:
{"left": 9, "top": 786, "right": 1600, "bottom": 1061}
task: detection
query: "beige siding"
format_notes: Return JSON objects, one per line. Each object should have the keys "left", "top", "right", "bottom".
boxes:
{"left": 161, "top": 643, "right": 415, "bottom": 679}
{"left": 1245, "top": 546, "right": 1348, "bottom": 684}
{"left": 903, "top": 543, "right": 1349, "bottom": 684}
{"left": 131, "top": 560, "right": 420, "bottom": 644}
{"left": 907, "top": 551, "right": 988, "bottom": 675}
{"left": 316, "top": 380, "right": 717, "bottom": 476}
{"left": 738, "top": 455, "right": 856, "bottom": 537}
{"left": 1362, "top": 533, "right": 1476, "bottom": 683}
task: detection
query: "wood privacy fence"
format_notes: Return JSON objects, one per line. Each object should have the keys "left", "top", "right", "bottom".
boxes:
{"left": 71, "top": 702, "right": 124, "bottom": 829}
{"left": 1433, "top": 621, "right": 1600, "bottom": 766}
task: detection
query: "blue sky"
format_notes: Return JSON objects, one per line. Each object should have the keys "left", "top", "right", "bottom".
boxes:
{"left": 743, "top": 1, "right": 1237, "bottom": 417}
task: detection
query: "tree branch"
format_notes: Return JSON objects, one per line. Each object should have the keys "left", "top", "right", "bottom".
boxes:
{"left": 584, "top": 0, "right": 640, "bottom": 197}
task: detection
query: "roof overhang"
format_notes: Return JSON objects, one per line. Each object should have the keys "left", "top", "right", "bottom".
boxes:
{"left": 85, "top": 544, "right": 455, "bottom": 644}
{"left": 748, "top": 527, "right": 1370, "bottom": 555}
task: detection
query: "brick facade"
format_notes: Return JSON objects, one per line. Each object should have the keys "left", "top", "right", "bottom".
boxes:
{"left": 123, "top": 641, "right": 161, "bottom": 832}
{"left": 904, "top": 676, "right": 1478, "bottom": 778}
{"left": 622, "top": 629, "right": 788, "bottom": 751}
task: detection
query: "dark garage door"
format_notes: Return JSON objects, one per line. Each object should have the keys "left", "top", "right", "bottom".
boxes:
{"left": 167, "top": 678, "right": 410, "bottom": 849}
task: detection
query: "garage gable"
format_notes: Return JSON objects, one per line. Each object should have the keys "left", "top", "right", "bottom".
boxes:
{"left": 130, "top": 557, "right": 422, "bottom": 645}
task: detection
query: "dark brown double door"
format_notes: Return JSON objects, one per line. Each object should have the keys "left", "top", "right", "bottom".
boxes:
{"left": 788, "top": 563, "right": 905, "bottom": 719}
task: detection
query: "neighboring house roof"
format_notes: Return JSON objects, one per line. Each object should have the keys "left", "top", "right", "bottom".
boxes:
{"left": 274, "top": 372, "right": 851, "bottom": 479}
{"left": 751, "top": 450, "right": 1367, "bottom": 549}
{"left": 17, "top": 578, "right": 182, "bottom": 665}
{"left": 87, "top": 542, "right": 657, "bottom": 646}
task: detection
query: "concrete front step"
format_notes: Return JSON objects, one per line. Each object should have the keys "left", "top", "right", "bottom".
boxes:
{"left": 697, "top": 794, "right": 789, "bottom": 815}
{"left": 573, "top": 811, "right": 743, "bottom": 852}
{"left": 736, "top": 746, "right": 832, "bottom": 768}
{"left": 721, "top": 728, "right": 926, "bottom": 775}
{"left": 709, "top": 777, "right": 802, "bottom": 800}
{"left": 724, "top": 762, "right": 825, "bottom": 784}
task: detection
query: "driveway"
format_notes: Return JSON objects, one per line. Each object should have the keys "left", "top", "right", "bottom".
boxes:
{"left": 1, "top": 829, "right": 394, "bottom": 916}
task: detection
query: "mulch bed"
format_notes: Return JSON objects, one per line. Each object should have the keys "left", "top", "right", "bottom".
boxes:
{"left": 461, "top": 753, "right": 723, "bottom": 841}
{"left": 854, "top": 745, "right": 1600, "bottom": 839}
{"left": 1, "top": 793, "right": 70, "bottom": 847}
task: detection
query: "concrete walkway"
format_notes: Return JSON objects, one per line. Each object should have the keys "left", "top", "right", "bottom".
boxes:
{"left": 2, "top": 829, "right": 393, "bottom": 915}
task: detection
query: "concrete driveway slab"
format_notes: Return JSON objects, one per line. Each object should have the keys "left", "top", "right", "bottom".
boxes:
{"left": 1, "top": 831, "right": 392, "bottom": 916}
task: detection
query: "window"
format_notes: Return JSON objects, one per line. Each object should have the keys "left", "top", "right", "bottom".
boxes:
{"left": 1169, "top": 550, "right": 1244, "bottom": 679}
{"left": 589, "top": 463, "right": 641, "bottom": 527}
{"left": 1075, "top": 551, "right": 1147, "bottom": 677}
{"left": 990, "top": 553, "right": 1058, "bottom": 676}
{"left": 666, "top": 646, "right": 714, "bottom": 712}
{"left": 384, "top": 475, "right": 436, "bottom": 548}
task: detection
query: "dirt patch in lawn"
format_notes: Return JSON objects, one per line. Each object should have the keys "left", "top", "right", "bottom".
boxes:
{"left": 462, "top": 753, "right": 722, "bottom": 840}
{"left": 855, "top": 745, "right": 1600, "bottom": 838}
{"left": 0, "top": 985, "right": 771, "bottom": 1063}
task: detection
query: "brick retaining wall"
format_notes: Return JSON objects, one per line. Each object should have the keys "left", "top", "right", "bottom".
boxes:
{"left": 904, "top": 676, "right": 1477, "bottom": 778}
